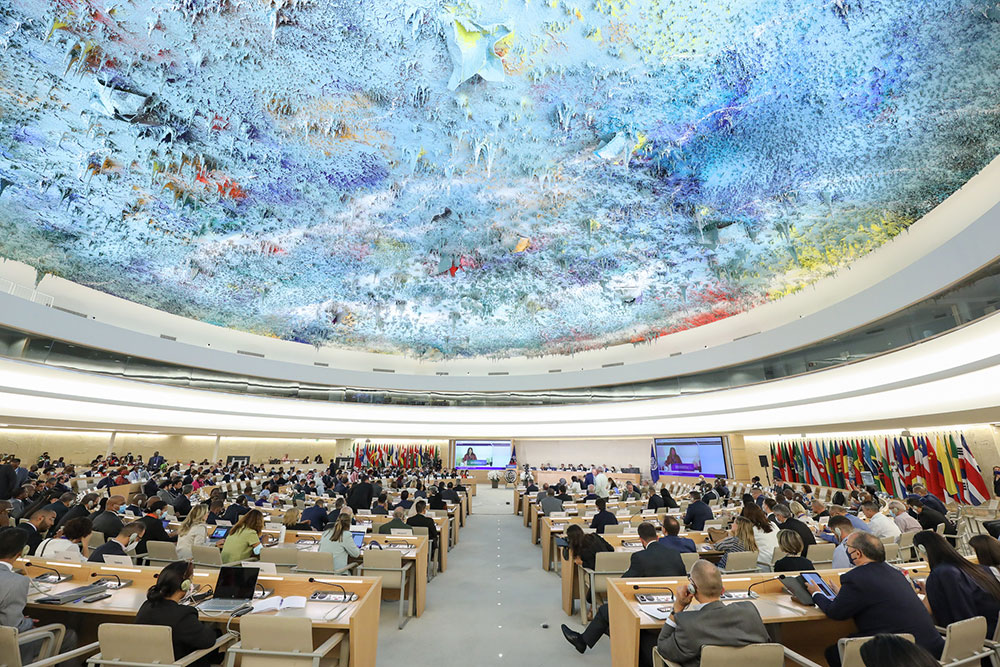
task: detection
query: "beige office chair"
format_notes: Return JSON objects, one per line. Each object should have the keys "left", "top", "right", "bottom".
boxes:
{"left": 359, "top": 549, "right": 413, "bottom": 629}
{"left": 769, "top": 548, "right": 786, "bottom": 567}
{"left": 652, "top": 643, "right": 822, "bottom": 667}
{"left": 897, "top": 530, "right": 917, "bottom": 561}
{"left": 720, "top": 551, "right": 760, "bottom": 574}
{"left": 680, "top": 552, "right": 700, "bottom": 573}
{"left": 260, "top": 547, "right": 299, "bottom": 573}
{"left": 191, "top": 544, "right": 225, "bottom": 568}
{"left": 807, "top": 542, "right": 835, "bottom": 568}
{"left": 579, "top": 551, "right": 633, "bottom": 623}
{"left": 292, "top": 550, "right": 357, "bottom": 575}
{"left": 837, "top": 634, "right": 913, "bottom": 667}
{"left": 883, "top": 542, "right": 900, "bottom": 563}
{"left": 222, "top": 616, "right": 346, "bottom": 667}
{"left": 87, "top": 531, "right": 105, "bottom": 549}
{"left": 86, "top": 624, "right": 234, "bottom": 667}
{"left": 406, "top": 525, "right": 436, "bottom": 581}
{"left": 938, "top": 616, "right": 995, "bottom": 667}
{"left": 604, "top": 524, "right": 626, "bottom": 535}
{"left": 0, "top": 624, "right": 98, "bottom": 667}
{"left": 143, "top": 541, "right": 179, "bottom": 566}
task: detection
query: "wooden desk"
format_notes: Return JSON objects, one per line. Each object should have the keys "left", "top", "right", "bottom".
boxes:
{"left": 526, "top": 470, "right": 643, "bottom": 487}
{"left": 605, "top": 564, "right": 932, "bottom": 667}
{"left": 20, "top": 558, "right": 381, "bottom": 667}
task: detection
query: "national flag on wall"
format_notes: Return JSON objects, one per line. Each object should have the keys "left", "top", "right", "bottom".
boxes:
{"left": 922, "top": 436, "right": 944, "bottom": 499}
{"left": 946, "top": 434, "right": 967, "bottom": 504}
{"left": 959, "top": 434, "right": 990, "bottom": 506}
{"left": 806, "top": 442, "right": 822, "bottom": 486}
{"left": 936, "top": 435, "right": 960, "bottom": 501}
{"left": 508, "top": 444, "right": 517, "bottom": 468}
{"left": 651, "top": 444, "right": 660, "bottom": 484}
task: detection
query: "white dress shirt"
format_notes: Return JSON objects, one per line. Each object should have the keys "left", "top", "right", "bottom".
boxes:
{"left": 867, "top": 512, "right": 901, "bottom": 540}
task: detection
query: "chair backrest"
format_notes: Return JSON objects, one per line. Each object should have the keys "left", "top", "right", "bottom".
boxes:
{"left": 770, "top": 547, "right": 786, "bottom": 565}
{"left": 700, "top": 643, "right": 786, "bottom": 666}
{"left": 409, "top": 526, "right": 429, "bottom": 537}
{"left": 260, "top": 547, "right": 299, "bottom": 571}
{"left": 591, "top": 551, "right": 633, "bottom": 594}
{"left": 145, "top": 541, "right": 178, "bottom": 560}
{"left": 192, "top": 545, "right": 223, "bottom": 566}
{"left": 88, "top": 531, "right": 105, "bottom": 548}
{"left": 604, "top": 524, "right": 626, "bottom": 535}
{"left": 941, "top": 616, "right": 987, "bottom": 663}
{"left": 883, "top": 543, "right": 899, "bottom": 562}
{"left": 0, "top": 625, "right": 24, "bottom": 667}
{"left": 363, "top": 549, "right": 405, "bottom": 590}
{"left": 838, "top": 633, "right": 913, "bottom": 667}
{"left": 807, "top": 542, "right": 835, "bottom": 564}
{"left": 296, "top": 550, "right": 336, "bottom": 573}
{"left": 681, "top": 552, "right": 700, "bottom": 573}
{"left": 722, "top": 551, "right": 759, "bottom": 572}
{"left": 898, "top": 531, "right": 915, "bottom": 548}
{"left": 99, "top": 623, "right": 175, "bottom": 663}
{"left": 237, "top": 616, "right": 314, "bottom": 667}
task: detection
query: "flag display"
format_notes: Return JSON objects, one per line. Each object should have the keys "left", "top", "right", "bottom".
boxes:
{"left": 766, "top": 430, "right": 992, "bottom": 504}
{"left": 350, "top": 442, "right": 441, "bottom": 469}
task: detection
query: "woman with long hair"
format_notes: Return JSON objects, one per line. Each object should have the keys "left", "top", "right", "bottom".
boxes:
{"left": 970, "top": 534, "right": 1000, "bottom": 580}
{"left": 659, "top": 487, "right": 679, "bottom": 509}
{"left": 911, "top": 530, "right": 1000, "bottom": 638}
{"left": 741, "top": 502, "right": 779, "bottom": 568}
{"left": 319, "top": 511, "right": 361, "bottom": 572}
{"left": 175, "top": 504, "right": 209, "bottom": 560}
{"left": 712, "top": 516, "right": 758, "bottom": 569}
{"left": 282, "top": 507, "right": 312, "bottom": 531}
{"left": 564, "top": 523, "right": 614, "bottom": 570}
{"left": 220, "top": 508, "right": 266, "bottom": 563}
{"left": 136, "top": 561, "right": 219, "bottom": 665}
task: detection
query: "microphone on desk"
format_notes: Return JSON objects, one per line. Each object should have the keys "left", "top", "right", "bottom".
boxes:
{"left": 90, "top": 572, "right": 128, "bottom": 589}
{"left": 631, "top": 584, "right": 676, "bottom": 602}
{"left": 308, "top": 577, "right": 351, "bottom": 602}
{"left": 747, "top": 575, "right": 785, "bottom": 599}
{"left": 27, "top": 563, "right": 67, "bottom": 582}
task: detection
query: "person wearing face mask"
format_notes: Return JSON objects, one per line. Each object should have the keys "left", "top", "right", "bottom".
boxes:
{"left": 135, "top": 561, "right": 220, "bottom": 666}
{"left": 89, "top": 522, "right": 145, "bottom": 563}
{"left": 826, "top": 515, "right": 855, "bottom": 569}
{"left": 887, "top": 499, "right": 922, "bottom": 534}
{"left": 135, "top": 499, "right": 176, "bottom": 555}
{"left": 806, "top": 531, "right": 943, "bottom": 666}
{"left": 91, "top": 495, "right": 126, "bottom": 539}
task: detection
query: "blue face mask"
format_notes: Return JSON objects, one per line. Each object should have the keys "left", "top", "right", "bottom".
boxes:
{"left": 252, "top": 544, "right": 263, "bottom": 556}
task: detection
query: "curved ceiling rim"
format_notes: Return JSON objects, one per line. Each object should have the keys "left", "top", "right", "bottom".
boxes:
{"left": 2, "top": 153, "right": 999, "bottom": 391}
{"left": 1, "top": 309, "right": 999, "bottom": 438}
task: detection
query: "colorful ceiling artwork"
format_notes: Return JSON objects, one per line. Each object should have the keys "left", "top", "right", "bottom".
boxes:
{"left": 1, "top": 1, "right": 999, "bottom": 359}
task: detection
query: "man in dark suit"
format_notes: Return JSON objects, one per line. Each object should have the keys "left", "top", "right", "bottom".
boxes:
{"left": 441, "top": 484, "right": 460, "bottom": 503}
{"left": 807, "top": 532, "right": 943, "bottom": 666}
{"left": 427, "top": 487, "right": 446, "bottom": 511}
{"left": 347, "top": 474, "right": 374, "bottom": 513}
{"left": 657, "top": 560, "right": 769, "bottom": 666}
{"left": 371, "top": 494, "right": 390, "bottom": 515}
{"left": 0, "top": 460, "right": 17, "bottom": 500}
{"left": 906, "top": 498, "right": 957, "bottom": 544}
{"left": 406, "top": 500, "right": 439, "bottom": 558}
{"left": 909, "top": 485, "right": 947, "bottom": 515}
{"left": 647, "top": 487, "right": 665, "bottom": 511}
{"left": 43, "top": 492, "right": 75, "bottom": 528}
{"left": 562, "top": 522, "right": 684, "bottom": 660}
{"left": 658, "top": 516, "right": 696, "bottom": 553}
{"left": 773, "top": 504, "right": 816, "bottom": 557}
{"left": 172, "top": 485, "right": 194, "bottom": 519}
{"left": 589, "top": 497, "right": 618, "bottom": 534}
{"left": 683, "top": 491, "right": 713, "bottom": 531}
{"left": 53, "top": 493, "right": 99, "bottom": 534}
{"left": 583, "top": 468, "right": 595, "bottom": 489}
{"left": 92, "top": 495, "right": 126, "bottom": 539}
{"left": 811, "top": 500, "right": 830, "bottom": 521}
{"left": 88, "top": 522, "right": 144, "bottom": 563}
{"left": 16, "top": 509, "right": 55, "bottom": 555}
{"left": 221, "top": 496, "right": 251, "bottom": 524}
{"left": 300, "top": 499, "right": 329, "bottom": 531}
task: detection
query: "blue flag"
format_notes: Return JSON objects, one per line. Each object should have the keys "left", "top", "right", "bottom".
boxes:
{"left": 650, "top": 444, "right": 659, "bottom": 483}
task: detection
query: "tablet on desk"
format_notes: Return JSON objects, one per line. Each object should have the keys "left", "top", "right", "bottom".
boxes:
{"left": 209, "top": 526, "right": 230, "bottom": 541}
{"left": 799, "top": 572, "right": 835, "bottom": 599}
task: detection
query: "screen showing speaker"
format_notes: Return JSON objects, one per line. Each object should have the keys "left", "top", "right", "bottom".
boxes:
{"left": 653, "top": 436, "right": 728, "bottom": 478}
{"left": 453, "top": 440, "right": 513, "bottom": 470}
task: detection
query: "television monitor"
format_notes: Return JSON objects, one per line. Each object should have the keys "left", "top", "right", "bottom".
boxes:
{"left": 653, "top": 436, "right": 728, "bottom": 478}
{"left": 453, "top": 440, "right": 513, "bottom": 470}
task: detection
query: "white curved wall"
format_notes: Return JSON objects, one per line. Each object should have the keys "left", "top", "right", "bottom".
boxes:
{"left": 2, "top": 309, "right": 999, "bottom": 438}
{"left": 2, "top": 155, "right": 1000, "bottom": 391}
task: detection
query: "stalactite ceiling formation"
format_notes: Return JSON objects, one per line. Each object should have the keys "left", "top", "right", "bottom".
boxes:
{"left": 1, "top": 0, "right": 999, "bottom": 358}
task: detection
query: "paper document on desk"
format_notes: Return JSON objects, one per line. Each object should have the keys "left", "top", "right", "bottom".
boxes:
{"left": 638, "top": 604, "right": 671, "bottom": 620}
{"left": 250, "top": 595, "right": 306, "bottom": 613}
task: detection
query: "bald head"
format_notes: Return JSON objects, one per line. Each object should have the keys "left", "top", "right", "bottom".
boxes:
{"left": 689, "top": 560, "right": 724, "bottom": 599}
{"left": 393, "top": 506, "right": 406, "bottom": 520}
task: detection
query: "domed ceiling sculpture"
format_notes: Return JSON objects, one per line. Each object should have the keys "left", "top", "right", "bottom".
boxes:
{"left": 1, "top": 0, "right": 999, "bottom": 358}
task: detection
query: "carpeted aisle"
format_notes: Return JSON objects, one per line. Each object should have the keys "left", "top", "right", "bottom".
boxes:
{"left": 375, "top": 485, "right": 611, "bottom": 665}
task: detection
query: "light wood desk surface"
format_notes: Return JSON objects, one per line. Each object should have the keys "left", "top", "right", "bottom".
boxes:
{"left": 19, "top": 557, "right": 382, "bottom": 667}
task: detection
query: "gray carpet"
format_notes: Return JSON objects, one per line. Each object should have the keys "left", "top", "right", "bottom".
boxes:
{"left": 376, "top": 485, "right": 611, "bottom": 665}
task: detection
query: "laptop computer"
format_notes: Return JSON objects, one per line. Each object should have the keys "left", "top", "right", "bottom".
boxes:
{"left": 197, "top": 566, "right": 259, "bottom": 613}
{"left": 351, "top": 531, "right": 366, "bottom": 548}
{"left": 208, "top": 526, "right": 230, "bottom": 544}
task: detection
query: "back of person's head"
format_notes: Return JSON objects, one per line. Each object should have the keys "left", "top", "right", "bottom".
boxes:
{"left": 860, "top": 501, "right": 879, "bottom": 514}
{"left": 147, "top": 561, "right": 194, "bottom": 602}
{"left": 146, "top": 499, "right": 167, "bottom": 514}
{"left": 0, "top": 527, "right": 28, "bottom": 559}
{"left": 741, "top": 502, "right": 772, "bottom": 531}
{"left": 377, "top": 492, "right": 387, "bottom": 504}
{"left": 209, "top": 500, "right": 224, "bottom": 513}
{"left": 828, "top": 504, "right": 846, "bottom": 515}
{"left": 773, "top": 504, "right": 792, "bottom": 520}
{"left": 849, "top": 532, "right": 885, "bottom": 563}
{"left": 119, "top": 522, "right": 145, "bottom": 541}
{"left": 400, "top": 490, "right": 409, "bottom": 500}
{"left": 637, "top": 522, "right": 657, "bottom": 542}
{"left": 906, "top": 497, "right": 924, "bottom": 510}
{"left": 334, "top": 497, "right": 345, "bottom": 509}
{"left": 777, "top": 529, "right": 803, "bottom": 556}
{"left": 547, "top": 487, "right": 555, "bottom": 497}
{"left": 970, "top": 535, "right": 1000, "bottom": 567}
{"left": 415, "top": 500, "right": 426, "bottom": 514}
{"left": 393, "top": 506, "right": 406, "bottom": 520}
{"left": 827, "top": 514, "right": 853, "bottom": 539}
{"left": 663, "top": 516, "right": 681, "bottom": 536}
{"left": 788, "top": 501, "right": 806, "bottom": 516}
{"left": 732, "top": 516, "right": 757, "bottom": 550}
{"left": 595, "top": 497, "right": 607, "bottom": 511}
{"left": 689, "top": 491, "right": 701, "bottom": 501}
{"left": 330, "top": 512, "right": 352, "bottom": 541}
{"left": 565, "top": 524, "right": 584, "bottom": 554}
{"left": 234, "top": 508, "right": 264, "bottom": 535}
{"left": 689, "top": 560, "right": 724, "bottom": 599}
{"left": 859, "top": 634, "right": 939, "bottom": 667}
{"left": 62, "top": 517, "right": 93, "bottom": 542}
{"left": 914, "top": 530, "right": 1000, "bottom": 599}
{"left": 763, "top": 498, "right": 777, "bottom": 512}
{"left": 59, "top": 492, "right": 75, "bottom": 505}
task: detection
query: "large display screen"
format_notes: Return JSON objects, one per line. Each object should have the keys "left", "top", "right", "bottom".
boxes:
{"left": 653, "top": 437, "right": 728, "bottom": 478}
{"left": 454, "top": 441, "right": 513, "bottom": 470}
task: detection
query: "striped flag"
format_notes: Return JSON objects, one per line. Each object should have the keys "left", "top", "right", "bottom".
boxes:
{"left": 959, "top": 434, "right": 990, "bottom": 506}
{"left": 945, "top": 434, "right": 966, "bottom": 504}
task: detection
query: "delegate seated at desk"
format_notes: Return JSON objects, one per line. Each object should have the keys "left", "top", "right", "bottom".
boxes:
{"left": 406, "top": 500, "right": 438, "bottom": 558}
{"left": 89, "top": 522, "right": 145, "bottom": 563}
{"left": 319, "top": 512, "right": 361, "bottom": 571}
{"left": 136, "top": 561, "right": 221, "bottom": 667}
{"left": 136, "top": 500, "right": 176, "bottom": 555}
{"left": 561, "top": 522, "right": 685, "bottom": 662}
{"left": 378, "top": 507, "right": 410, "bottom": 534}
{"left": 0, "top": 527, "right": 81, "bottom": 666}
{"left": 589, "top": 498, "right": 618, "bottom": 534}
{"left": 683, "top": 491, "right": 713, "bottom": 531}
{"left": 539, "top": 489, "right": 564, "bottom": 517}
{"left": 806, "top": 532, "right": 943, "bottom": 667}
{"left": 657, "top": 516, "right": 696, "bottom": 553}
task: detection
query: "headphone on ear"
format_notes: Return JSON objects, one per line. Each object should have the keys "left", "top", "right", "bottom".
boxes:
{"left": 180, "top": 579, "right": 192, "bottom": 591}
{"left": 833, "top": 527, "right": 842, "bottom": 540}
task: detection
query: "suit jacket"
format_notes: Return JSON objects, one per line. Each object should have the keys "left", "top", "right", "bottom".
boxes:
{"left": 916, "top": 507, "right": 957, "bottom": 536}
{"left": 44, "top": 501, "right": 70, "bottom": 525}
{"left": 134, "top": 599, "right": 217, "bottom": 660}
{"left": 53, "top": 503, "right": 90, "bottom": 533}
{"left": 173, "top": 495, "right": 192, "bottom": 518}
{"left": 88, "top": 540, "right": 128, "bottom": 563}
{"left": 91, "top": 510, "right": 124, "bottom": 539}
{"left": 136, "top": 515, "right": 175, "bottom": 555}
{"left": 813, "top": 561, "right": 944, "bottom": 656}
{"left": 221, "top": 504, "right": 251, "bottom": 524}
{"left": 0, "top": 564, "right": 34, "bottom": 632}
{"left": 347, "top": 483, "right": 374, "bottom": 513}
{"left": 622, "top": 542, "right": 685, "bottom": 577}
{"left": 647, "top": 494, "right": 665, "bottom": 511}
{"left": 780, "top": 517, "right": 817, "bottom": 557}
{"left": 657, "top": 600, "right": 769, "bottom": 667}
{"left": 590, "top": 510, "right": 618, "bottom": 535}
{"left": 583, "top": 473, "right": 595, "bottom": 488}
{"left": 683, "top": 501, "right": 713, "bottom": 531}
{"left": 0, "top": 464, "right": 16, "bottom": 500}
{"left": 406, "top": 514, "right": 439, "bottom": 553}
{"left": 378, "top": 518, "right": 409, "bottom": 534}
{"left": 539, "top": 496, "right": 564, "bottom": 516}
{"left": 300, "top": 505, "right": 329, "bottom": 531}
{"left": 16, "top": 523, "right": 43, "bottom": 555}
{"left": 428, "top": 495, "right": 446, "bottom": 511}
{"left": 658, "top": 535, "right": 697, "bottom": 553}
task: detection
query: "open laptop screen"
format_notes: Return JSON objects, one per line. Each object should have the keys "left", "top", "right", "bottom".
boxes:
{"left": 214, "top": 566, "right": 259, "bottom": 600}
{"left": 351, "top": 531, "right": 366, "bottom": 548}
